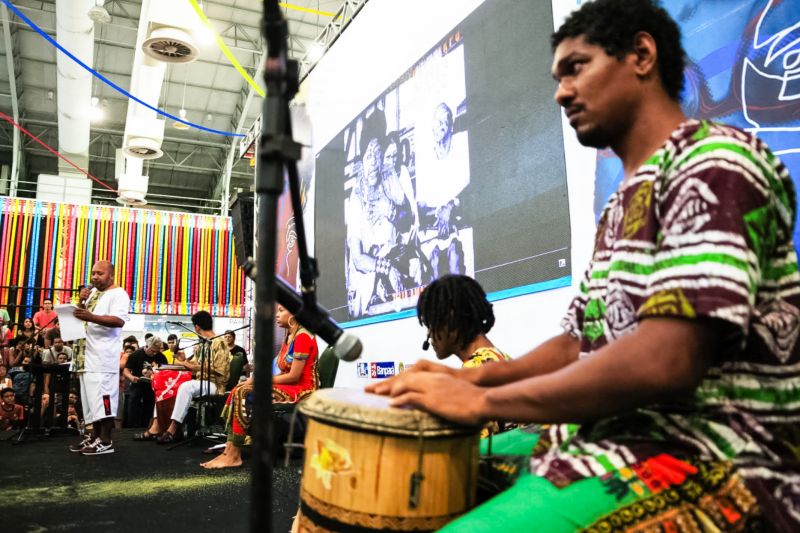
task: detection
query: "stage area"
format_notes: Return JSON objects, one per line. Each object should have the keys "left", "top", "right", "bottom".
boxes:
{"left": 4, "top": 429, "right": 300, "bottom": 533}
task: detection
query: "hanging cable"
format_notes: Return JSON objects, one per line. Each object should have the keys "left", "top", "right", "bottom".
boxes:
{"left": 0, "top": 109, "right": 118, "bottom": 193}
{"left": 0, "top": 0, "right": 244, "bottom": 137}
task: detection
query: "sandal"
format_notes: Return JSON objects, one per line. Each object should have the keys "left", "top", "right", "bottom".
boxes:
{"left": 133, "top": 431, "right": 158, "bottom": 441}
{"left": 156, "top": 431, "right": 177, "bottom": 444}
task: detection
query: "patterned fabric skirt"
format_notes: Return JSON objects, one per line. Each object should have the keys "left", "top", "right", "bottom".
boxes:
{"left": 221, "top": 382, "right": 253, "bottom": 447}
{"left": 441, "top": 426, "right": 764, "bottom": 532}
{"left": 272, "top": 382, "right": 315, "bottom": 404}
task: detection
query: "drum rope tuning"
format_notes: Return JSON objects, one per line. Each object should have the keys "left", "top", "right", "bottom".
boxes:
{"left": 409, "top": 413, "right": 426, "bottom": 510}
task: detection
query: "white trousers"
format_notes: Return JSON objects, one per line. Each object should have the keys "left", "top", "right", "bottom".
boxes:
{"left": 169, "top": 380, "right": 217, "bottom": 423}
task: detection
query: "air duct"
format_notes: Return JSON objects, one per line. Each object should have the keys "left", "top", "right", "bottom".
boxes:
{"left": 123, "top": 115, "right": 164, "bottom": 159}
{"left": 55, "top": 0, "right": 95, "bottom": 175}
{"left": 142, "top": 2, "right": 200, "bottom": 64}
{"left": 116, "top": 173, "right": 149, "bottom": 206}
{"left": 115, "top": 148, "right": 148, "bottom": 206}
{"left": 143, "top": 26, "right": 198, "bottom": 64}
{"left": 117, "top": 0, "right": 199, "bottom": 204}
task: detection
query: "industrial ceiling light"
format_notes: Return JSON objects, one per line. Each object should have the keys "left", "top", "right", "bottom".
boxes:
{"left": 173, "top": 109, "right": 190, "bottom": 130}
{"left": 90, "top": 106, "right": 104, "bottom": 122}
{"left": 173, "top": 79, "right": 191, "bottom": 130}
{"left": 90, "top": 95, "right": 104, "bottom": 122}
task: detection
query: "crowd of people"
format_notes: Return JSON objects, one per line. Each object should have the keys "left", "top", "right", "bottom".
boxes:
{"left": 4, "top": 0, "right": 800, "bottom": 528}
{"left": 0, "top": 298, "right": 76, "bottom": 433}
{"left": 0, "top": 262, "right": 323, "bottom": 468}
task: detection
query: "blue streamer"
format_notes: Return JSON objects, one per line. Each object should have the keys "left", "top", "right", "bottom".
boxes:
{"left": 48, "top": 206, "right": 59, "bottom": 299}
{"left": 25, "top": 202, "right": 42, "bottom": 317}
{"left": 1, "top": 0, "right": 245, "bottom": 138}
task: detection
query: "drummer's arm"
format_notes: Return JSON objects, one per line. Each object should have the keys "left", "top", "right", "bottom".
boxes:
{"left": 472, "top": 332, "right": 579, "bottom": 387}
{"left": 378, "top": 332, "right": 579, "bottom": 394}
{"left": 477, "top": 319, "right": 715, "bottom": 423}
{"left": 273, "top": 358, "right": 306, "bottom": 385}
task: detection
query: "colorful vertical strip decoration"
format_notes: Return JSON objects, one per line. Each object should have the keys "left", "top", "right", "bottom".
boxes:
{"left": 0, "top": 197, "right": 245, "bottom": 318}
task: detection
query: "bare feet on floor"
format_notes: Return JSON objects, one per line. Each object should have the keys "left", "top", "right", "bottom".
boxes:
{"left": 201, "top": 453, "right": 243, "bottom": 469}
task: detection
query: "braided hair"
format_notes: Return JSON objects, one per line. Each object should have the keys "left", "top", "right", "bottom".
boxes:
{"left": 417, "top": 275, "right": 495, "bottom": 351}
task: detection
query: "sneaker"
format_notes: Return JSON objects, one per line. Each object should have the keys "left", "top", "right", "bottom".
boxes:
{"left": 82, "top": 440, "right": 114, "bottom": 456}
{"left": 69, "top": 435, "right": 94, "bottom": 453}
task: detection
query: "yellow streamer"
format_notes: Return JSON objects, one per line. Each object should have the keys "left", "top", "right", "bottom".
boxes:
{"left": 187, "top": 0, "right": 266, "bottom": 98}
{"left": 278, "top": 2, "right": 336, "bottom": 17}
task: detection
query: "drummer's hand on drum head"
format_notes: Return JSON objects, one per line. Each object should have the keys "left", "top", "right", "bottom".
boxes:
{"left": 387, "top": 372, "right": 487, "bottom": 426}
{"left": 366, "top": 359, "right": 473, "bottom": 396}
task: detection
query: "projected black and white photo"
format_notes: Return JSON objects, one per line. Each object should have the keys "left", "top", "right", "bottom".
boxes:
{"left": 341, "top": 34, "right": 473, "bottom": 319}
{"left": 315, "top": 0, "right": 572, "bottom": 326}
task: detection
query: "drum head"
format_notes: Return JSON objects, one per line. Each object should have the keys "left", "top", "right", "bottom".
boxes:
{"left": 299, "top": 388, "right": 478, "bottom": 438}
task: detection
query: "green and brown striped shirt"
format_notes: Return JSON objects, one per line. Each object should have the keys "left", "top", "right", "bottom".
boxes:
{"left": 534, "top": 120, "right": 800, "bottom": 506}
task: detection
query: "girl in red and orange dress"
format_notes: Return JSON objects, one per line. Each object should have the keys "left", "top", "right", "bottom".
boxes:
{"left": 272, "top": 305, "right": 319, "bottom": 404}
{"left": 202, "top": 304, "right": 318, "bottom": 469}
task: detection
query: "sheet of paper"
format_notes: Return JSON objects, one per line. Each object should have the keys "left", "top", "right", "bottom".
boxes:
{"left": 55, "top": 304, "right": 86, "bottom": 341}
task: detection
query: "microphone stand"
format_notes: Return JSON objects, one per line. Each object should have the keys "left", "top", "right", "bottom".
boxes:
{"left": 249, "top": 2, "right": 321, "bottom": 531}
{"left": 174, "top": 323, "right": 251, "bottom": 354}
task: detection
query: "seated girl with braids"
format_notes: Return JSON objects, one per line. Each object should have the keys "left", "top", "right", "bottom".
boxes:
{"left": 416, "top": 274, "right": 510, "bottom": 370}
{"left": 201, "top": 304, "right": 318, "bottom": 469}
{"left": 410, "top": 274, "right": 512, "bottom": 437}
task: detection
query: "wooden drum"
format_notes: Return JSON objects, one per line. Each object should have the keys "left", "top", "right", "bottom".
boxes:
{"left": 297, "top": 388, "right": 480, "bottom": 532}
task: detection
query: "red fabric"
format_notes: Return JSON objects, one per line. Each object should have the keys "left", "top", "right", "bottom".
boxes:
{"left": 152, "top": 369, "right": 192, "bottom": 403}
{"left": 273, "top": 331, "right": 318, "bottom": 403}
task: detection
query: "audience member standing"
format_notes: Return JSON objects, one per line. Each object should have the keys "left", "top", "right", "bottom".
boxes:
{"left": 123, "top": 335, "right": 167, "bottom": 428}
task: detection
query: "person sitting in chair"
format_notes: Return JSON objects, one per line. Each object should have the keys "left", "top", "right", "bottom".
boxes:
{"left": 418, "top": 274, "right": 510, "bottom": 369}
{"left": 201, "top": 305, "right": 317, "bottom": 468}
{"left": 272, "top": 305, "right": 319, "bottom": 404}
{"left": 157, "top": 311, "right": 230, "bottom": 444}
{"left": 414, "top": 274, "right": 511, "bottom": 438}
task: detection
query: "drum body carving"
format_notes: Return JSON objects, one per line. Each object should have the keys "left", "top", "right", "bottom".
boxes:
{"left": 297, "top": 388, "right": 479, "bottom": 532}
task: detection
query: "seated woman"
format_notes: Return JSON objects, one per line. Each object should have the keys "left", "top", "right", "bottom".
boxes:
{"left": 416, "top": 274, "right": 511, "bottom": 438}
{"left": 15, "top": 318, "right": 41, "bottom": 348}
{"left": 418, "top": 274, "right": 510, "bottom": 369}
{"left": 201, "top": 305, "right": 319, "bottom": 469}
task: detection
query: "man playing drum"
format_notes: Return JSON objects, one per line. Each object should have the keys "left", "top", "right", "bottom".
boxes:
{"left": 369, "top": 0, "right": 800, "bottom": 529}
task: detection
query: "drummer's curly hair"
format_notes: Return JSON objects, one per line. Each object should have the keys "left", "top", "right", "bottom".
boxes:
{"left": 551, "top": 0, "right": 685, "bottom": 101}
{"left": 417, "top": 275, "right": 495, "bottom": 351}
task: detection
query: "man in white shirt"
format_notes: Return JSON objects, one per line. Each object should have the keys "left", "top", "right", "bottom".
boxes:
{"left": 68, "top": 261, "right": 130, "bottom": 456}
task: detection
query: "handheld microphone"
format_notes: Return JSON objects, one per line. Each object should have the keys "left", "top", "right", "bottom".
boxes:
{"left": 274, "top": 278, "right": 362, "bottom": 362}
{"left": 166, "top": 321, "right": 184, "bottom": 325}
{"left": 422, "top": 334, "right": 430, "bottom": 351}
{"left": 79, "top": 283, "right": 93, "bottom": 308}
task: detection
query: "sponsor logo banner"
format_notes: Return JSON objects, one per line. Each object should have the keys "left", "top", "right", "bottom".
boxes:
{"left": 356, "top": 362, "right": 397, "bottom": 379}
